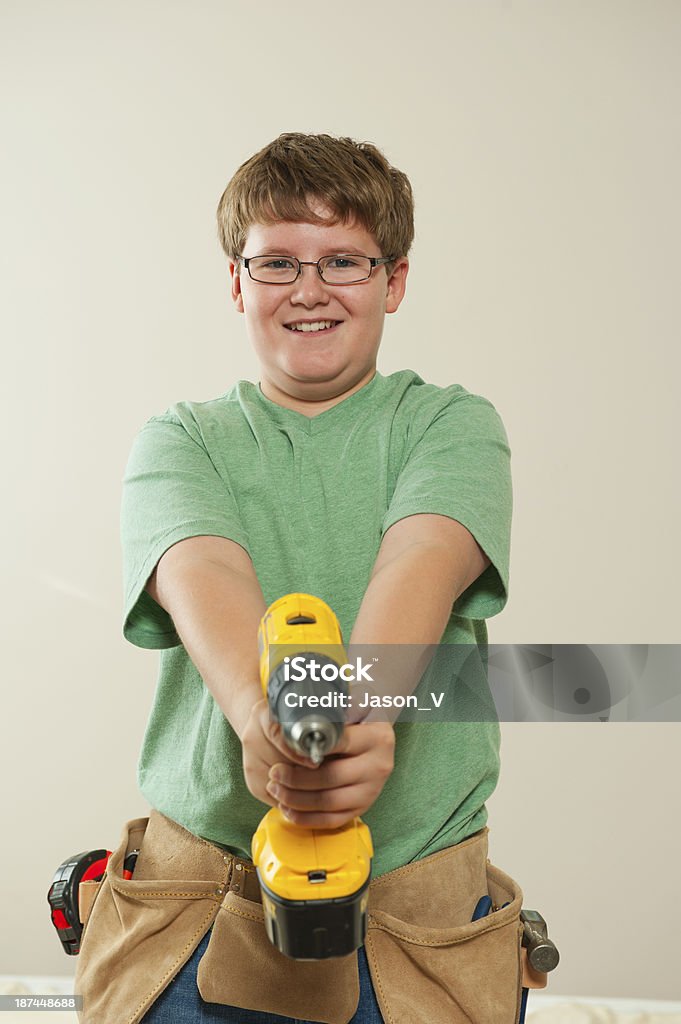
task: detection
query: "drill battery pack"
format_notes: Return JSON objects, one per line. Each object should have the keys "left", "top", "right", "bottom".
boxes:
{"left": 258, "top": 872, "right": 371, "bottom": 960}
{"left": 252, "top": 806, "right": 373, "bottom": 959}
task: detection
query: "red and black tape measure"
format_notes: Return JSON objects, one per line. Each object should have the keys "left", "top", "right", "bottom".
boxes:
{"left": 47, "top": 848, "right": 138, "bottom": 955}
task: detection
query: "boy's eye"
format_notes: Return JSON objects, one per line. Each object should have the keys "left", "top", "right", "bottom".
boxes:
{"left": 263, "top": 258, "right": 296, "bottom": 270}
{"left": 327, "top": 257, "right": 359, "bottom": 269}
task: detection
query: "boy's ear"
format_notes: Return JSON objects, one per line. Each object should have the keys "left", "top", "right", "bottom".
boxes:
{"left": 385, "top": 257, "right": 409, "bottom": 315}
{"left": 229, "top": 260, "right": 245, "bottom": 313}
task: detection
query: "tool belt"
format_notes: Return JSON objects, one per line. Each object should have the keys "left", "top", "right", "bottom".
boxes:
{"left": 74, "top": 810, "right": 526, "bottom": 1024}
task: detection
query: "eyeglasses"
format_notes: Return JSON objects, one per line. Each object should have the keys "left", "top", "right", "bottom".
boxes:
{"left": 236, "top": 253, "right": 396, "bottom": 285}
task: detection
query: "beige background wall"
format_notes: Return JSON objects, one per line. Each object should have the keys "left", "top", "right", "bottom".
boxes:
{"left": 2, "top": 0, "right": 679, "bottom": 1001}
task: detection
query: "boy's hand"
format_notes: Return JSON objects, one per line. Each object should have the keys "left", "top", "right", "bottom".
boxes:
{"left": 264, "top": 721, "right": 395, "bottom": 829}
{"left": 240, "top": 698, "right": 319, "bottom": 806}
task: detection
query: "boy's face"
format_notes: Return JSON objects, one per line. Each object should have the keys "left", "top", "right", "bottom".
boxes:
{"left": 229, "top": 203, "right": 408, "bottom": 413}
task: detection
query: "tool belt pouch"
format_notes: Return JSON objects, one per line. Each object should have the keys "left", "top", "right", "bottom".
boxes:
{"left": 195, "top": 881, "right": 360, "bottom": 1024}
{"left": 74, "top": 814, "right": 229, "bottom": 1024}
{"left": 77, "top": 881, "right": 102, "bottom": 930}
{"left": 365, "top": 827, "right": 524, "bottom": 1024}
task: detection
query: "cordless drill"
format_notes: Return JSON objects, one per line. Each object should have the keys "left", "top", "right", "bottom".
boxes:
{"left": 251, "top": 593, "right": 373, "bottom": 960}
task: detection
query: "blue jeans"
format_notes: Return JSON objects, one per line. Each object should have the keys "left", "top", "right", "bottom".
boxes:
{"left": 140, "top": 928, "right": 384, "bottom": 1024}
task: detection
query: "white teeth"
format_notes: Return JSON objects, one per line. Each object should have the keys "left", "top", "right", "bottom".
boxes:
{"left": 286, "top": 320, "right": 338, "bottom": 332}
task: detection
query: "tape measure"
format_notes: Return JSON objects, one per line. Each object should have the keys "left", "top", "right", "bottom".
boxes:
{"left": 47, "top": 848, "right": 138, "bottom": 955}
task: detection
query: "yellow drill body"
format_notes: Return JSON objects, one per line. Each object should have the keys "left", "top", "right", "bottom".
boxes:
{"left": 252, "top": 593, "right": 373, "bottom": 960}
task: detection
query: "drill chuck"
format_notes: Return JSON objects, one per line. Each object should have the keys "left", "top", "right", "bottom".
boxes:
{"left": 288, "top": 716, "right": 341, "bottom": 764}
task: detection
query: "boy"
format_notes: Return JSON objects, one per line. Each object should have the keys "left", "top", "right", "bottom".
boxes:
{"left": 78, "top": 133, "right": 515, "bottom": 1024}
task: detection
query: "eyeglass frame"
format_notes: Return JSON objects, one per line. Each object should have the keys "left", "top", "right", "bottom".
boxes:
{"left": 235, "top": 252, "right": 398, "bottom": 285}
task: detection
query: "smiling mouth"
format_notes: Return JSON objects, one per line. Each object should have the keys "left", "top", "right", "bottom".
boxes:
{"left": 284, "top": 320, "right": 342, "bottom": 333}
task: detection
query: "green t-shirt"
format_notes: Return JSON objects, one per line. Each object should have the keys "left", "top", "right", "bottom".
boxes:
{"left": 121, "top": 368, "right": 512, "bottom": 877}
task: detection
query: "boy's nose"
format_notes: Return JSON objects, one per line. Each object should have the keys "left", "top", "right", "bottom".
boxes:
{"left": 289, "top": 263, "right": 330, "bottom": 304}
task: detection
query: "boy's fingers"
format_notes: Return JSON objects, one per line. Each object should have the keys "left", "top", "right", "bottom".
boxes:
{"left": 333, "top": 721, "right": 394, "bottom": 753}
{"left": 259, "top": 711, "right": 318, "bottom": 766}
{"left": 313, "top": 726, "right": 362, "bottom": 760}
{"left": 270, "top": 757, "right": 358, "bottom": 790}
{"left": 267, "top": 781, "right": 368, "bottom": 813}
{"left": 269, "top": 735, "right": 316, "bottom": 766}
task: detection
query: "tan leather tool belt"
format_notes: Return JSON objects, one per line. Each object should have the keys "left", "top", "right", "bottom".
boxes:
{"left": 74, "top": 810, "right": 526, "bottom": 1024}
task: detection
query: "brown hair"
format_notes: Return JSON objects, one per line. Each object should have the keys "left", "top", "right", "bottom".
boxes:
{"left": 216, "top": 133, "right": 414, "bottom": 275}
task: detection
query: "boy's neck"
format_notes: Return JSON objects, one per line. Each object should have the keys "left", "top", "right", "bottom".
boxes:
{"left": 258, "top": 368, "right": 377, "bottom": 418}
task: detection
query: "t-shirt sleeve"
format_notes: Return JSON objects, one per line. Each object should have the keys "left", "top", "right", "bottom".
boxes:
{"left": 120, "top": 411, "right": 252, "bottom": 650}
{"left": 381, "top": 392, "right": 512, "bottom": 620}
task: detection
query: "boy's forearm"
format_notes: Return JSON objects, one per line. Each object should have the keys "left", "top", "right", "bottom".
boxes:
{"left": 347, "top": 544, "right": 465, "bottom": 708}
{"left": 152, "top": 558, "right": 267, "bottom": 738}
{"left": 349, "top": 543, "right": 462, "bottom": 646}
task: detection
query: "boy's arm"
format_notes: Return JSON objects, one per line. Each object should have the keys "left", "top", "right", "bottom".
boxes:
{"left": 145, "top": 535, "right": 321, "bottom": 810}
{"left": 145, "top": 534, "right": 268, "bottom": 739}
{"left": 349, "top": 513, "right": 489, "bottom": 647}
{"left": 346, "top": 514, "right": 490, "bottom": 714}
